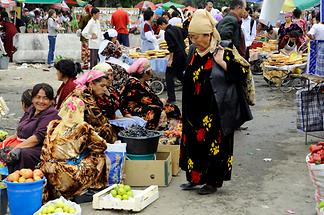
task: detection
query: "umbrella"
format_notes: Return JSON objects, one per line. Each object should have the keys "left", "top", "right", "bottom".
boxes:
{"left": 182, "top": 6, "right": 197, "bottom": 12}
{"left": 134, "top": 1, "right": 156, "bottom": 10}
{"left": 52, "top": 1, "right": 70, "bottom": 11}
{"left": 0, "top": 0, "right": 16, "bottom": 8}
{"left": 282, "top": 0, "right": 320, "bottom": 11}
{"left": 162, "top": 1, "right": 185, "bottom": 10}
{"left": 65, "top": 0, "right": 87, "bottom": 6}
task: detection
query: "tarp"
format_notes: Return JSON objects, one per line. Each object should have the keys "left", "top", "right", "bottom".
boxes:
{"left": 17, "top": 0, "right": 61, "bottom": 4}
{"left": 162, "top": 1, "right": 185, "bottom": 10}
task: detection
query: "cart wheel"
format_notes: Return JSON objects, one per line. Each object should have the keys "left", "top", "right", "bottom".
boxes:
{"left": 150, "top": 80, "right": 164, "bottom": 95}
{"left": 280, "top": 78, "right": 293, "bottom": 93}
{"left": 268, "top": 76, "right": 282, "bottom": 90}
{"left": 292, "top": 78, "right": 307, "bottom": 90}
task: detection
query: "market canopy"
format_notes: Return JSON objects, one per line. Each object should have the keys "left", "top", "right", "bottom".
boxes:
{"left": 162, "top": 1, "right": 185, "bottom": 10}
{"left": 65, "top": 0, "right": 87, "bottom": 6}
{"left": 282, "top": 0, "right": 320, "bottom": 11}
{"left": 17, "top": 0, "right": 61, "bottom": 4}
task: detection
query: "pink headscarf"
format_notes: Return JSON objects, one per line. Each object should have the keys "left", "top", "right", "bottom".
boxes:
{"left": 285, "top": 12, "right": 293, "bottom": 18}
{"left": 127, "top": 58, "right": 151, "bottom": 75}
{"left": 74, "top": 70, "right": 106, "bottom": 88}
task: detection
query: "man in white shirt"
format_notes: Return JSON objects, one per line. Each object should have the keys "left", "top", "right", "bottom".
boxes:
{"left": 241, "top": 7, "right": 256, "bottom": 48}
{"left": 82, "top": 7, "right": 103, "bottom": 68}
{"left": 308, "top": 14, "right": 324, "bottom": 40}
{"left": 205, "top": 2, "right": 220, "bottom": 20}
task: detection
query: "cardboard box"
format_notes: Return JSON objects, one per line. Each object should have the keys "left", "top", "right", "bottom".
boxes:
{"left": 124, "top": 152, "right": 172, "bottom": 187}
{"left": 157, "top": 144, "right": 180, "bottom": 176}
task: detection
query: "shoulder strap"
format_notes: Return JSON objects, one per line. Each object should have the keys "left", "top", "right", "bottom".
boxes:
{"left": 250, "top": 19, "right": 254, "bottom": 36}
{"left": 187, "top": 45, "right": 196, "bottom": 64}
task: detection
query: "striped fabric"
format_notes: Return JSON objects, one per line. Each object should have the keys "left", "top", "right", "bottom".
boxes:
{"left": 306, "top": 40, "right": 324, "bottom": 77}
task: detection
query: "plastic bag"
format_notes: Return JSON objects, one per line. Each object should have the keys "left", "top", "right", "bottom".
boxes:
{"left": 105, "top": 141, "right": 127, "bottom": 186}
{"left": 33, "top": 196, "right": 81, "bottom": 215}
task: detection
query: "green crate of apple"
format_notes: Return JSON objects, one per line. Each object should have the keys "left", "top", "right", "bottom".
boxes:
{"left": 0, "top": 130, "right": 8, "bottom": 142}
{"left": 110, "top": 184, "right": 134, "bottom": 200}
{"left": 34, "top": 196, "right": 81, "bottom": 215}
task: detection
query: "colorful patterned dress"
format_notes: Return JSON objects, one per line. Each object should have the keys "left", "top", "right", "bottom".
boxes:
{"left": 180, "top": 50, "right": 234, "bottom": 187}
{"left": 120, "top": 77, "right": 181, "bottom": 129}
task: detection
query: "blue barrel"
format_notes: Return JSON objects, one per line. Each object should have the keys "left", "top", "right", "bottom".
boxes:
{"left": 4, "top": 178, "right": 46, "bottom": 215}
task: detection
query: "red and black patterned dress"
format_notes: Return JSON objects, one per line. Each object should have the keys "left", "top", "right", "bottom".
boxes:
{"left": 180, "top": 50, "right": 234, "bottom": 187}
{"left": 120, "top": 77, "right": 181, "bottom": 129}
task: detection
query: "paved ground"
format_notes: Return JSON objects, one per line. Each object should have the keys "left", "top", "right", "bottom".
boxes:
{"left": 0, "top": 63, "right": 318, "bottom": 215}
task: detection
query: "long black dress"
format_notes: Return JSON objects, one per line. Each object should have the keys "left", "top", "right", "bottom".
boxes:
{"left": 180, "top": 50, "right": 234, "bottom": 187}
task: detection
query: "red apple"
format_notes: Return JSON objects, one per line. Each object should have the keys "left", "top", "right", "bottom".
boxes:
{"left": 18, "top": 177, "right": 26, "bottom": 183}
{"left": 20, "top": 169, "right": 33, "bottom": 179}
{"left": 33, "top": 176, "right": 41, "bottom": 181}
{"left": 7, "top": 172, "right": 19, "bottom": 182}
{"left": 33, "top": 169, "right": 44, "bottom": 178}
{"left": 25, "top": 178, "right": 34, "bottom": 182}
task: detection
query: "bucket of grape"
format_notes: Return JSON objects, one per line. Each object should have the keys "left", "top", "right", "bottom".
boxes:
{"left": 118, "top": 126, "right": 161, "bottom": 155}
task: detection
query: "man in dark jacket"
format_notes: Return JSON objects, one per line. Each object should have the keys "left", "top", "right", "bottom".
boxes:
{"left": 217, "top": 0, "right": 247, "bottom": 58}
{"left": 157, "top": 17, "right": 187, "bottom": 103}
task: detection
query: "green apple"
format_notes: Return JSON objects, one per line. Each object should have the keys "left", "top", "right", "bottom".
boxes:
{"left": 124, "top": 185, "right": 131, "bottom": 192}
{"left": 54, "top": 200, "right": 65, "bottom": 209}
{"left": 127, "top": 190, "right": 134, "bottom": 198}
{"left": 68, "top": 207, "right": 76, "bottom": 214}
{"left": 118, "top": 188, "right": 125, "bottom": 196}
{"left": 47, "top": 205, "right": 55, "bottom": 213}
{"left": 55, "top": 208, "right": 64, "bottom": 213}
{"left": 110, "top": 190, "right": 117, "bottom": 197}
{"left": 122, "top": 194, "right": 129, "bottom": 200}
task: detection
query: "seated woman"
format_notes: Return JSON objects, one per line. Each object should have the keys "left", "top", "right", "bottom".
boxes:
{"left": 54, "top": 59, "right": 83, "bottom": 109}
{"left": 2, "top": 83, "right": 60, "bottom": 171}
{"left": 40, "top": 96, "right": 108, "bottom": 199}
{"left": 92, "top": 63, "right": 120, "bottom": 120}
{"left": 280, "top": 30, "right": 307, "bottom": 55}
{"left": 120, "top": 58, "right": 181, "bottom": 130}
{"left": 97, "top": 29, "right": 129, "bottom": 92}
{"left": 72, "top": 70, "right": 117, "bottom": 143}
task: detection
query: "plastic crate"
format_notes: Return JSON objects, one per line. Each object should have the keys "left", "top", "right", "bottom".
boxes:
{"left": 92, "top": 184, "right": 159, "bottom": 212}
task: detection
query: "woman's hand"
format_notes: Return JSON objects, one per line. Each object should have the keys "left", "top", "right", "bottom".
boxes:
{"left": 213, "top": 46, "right": 227, "bottom": 71}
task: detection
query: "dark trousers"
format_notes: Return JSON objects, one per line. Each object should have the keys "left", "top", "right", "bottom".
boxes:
{"left": 166, "top": 66, "right": 183, "bottom": 102}
{"left": 89, "top": 49, "right": 99, "bottom": 69}
{"left": 47, "top": 35, "right": 57, "bottom": 64}
{"left": 117, "top": 34, "right": 130, "bottom": 47}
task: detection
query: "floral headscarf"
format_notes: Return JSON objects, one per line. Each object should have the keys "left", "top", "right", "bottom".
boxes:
{"left": 51, "top": 96, "right": 85, "bottom": 140}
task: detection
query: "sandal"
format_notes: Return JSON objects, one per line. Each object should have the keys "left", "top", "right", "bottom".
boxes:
{"left": 180, "top": 182, "right": 198, "bottom": 190}
{"left": 197, "top": 185, "right": 217, "bottom": 195}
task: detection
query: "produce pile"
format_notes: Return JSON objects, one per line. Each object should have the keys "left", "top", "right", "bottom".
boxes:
{"left": 119, "top": 126, "right": 160, "bottom": 138}
{"left": 35, "top": 196, "right": 81, "bottom": 215}
{"left": 307, "top": 142, "right": 324, "bottom": 164}
{"left": 109, "top": 184, "right": 134, "bottom": 201}
{"left": 128, "top": 50, "right": 170, "bottom": 59}
{"left": 0, "top": 97, "right": 9, "bottom": 117}
{"left": 159, "top": 120, "right": 182, "bottom": 145}
{"left": 0, "top": 130, "right": 8, "bottom": 142}
{"left": 7, "top": 168, "right": 44, "bottom": 183}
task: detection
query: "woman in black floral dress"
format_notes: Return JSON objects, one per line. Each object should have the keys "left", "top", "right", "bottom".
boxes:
{"left": 98, "top": 29, "right": 129, "bottom": 92}
{"left": 120, "top": 58, "right": 181, "bottom": 129}
{"left": 180, "top": 10, "right": 252, "bottom": 195}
